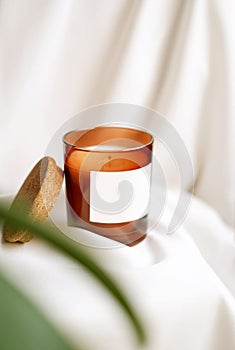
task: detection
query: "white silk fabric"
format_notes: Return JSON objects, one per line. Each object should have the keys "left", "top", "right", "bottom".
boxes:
{"left": 0, "top": 1, "right": 234, "bottom": 350}
{"left": 0, "top": 0, "right": 234, "bottom": 226}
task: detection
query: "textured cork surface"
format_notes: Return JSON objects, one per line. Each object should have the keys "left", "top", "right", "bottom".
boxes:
{"left": 3, "top": 157, "right": 64, "bottom": 243}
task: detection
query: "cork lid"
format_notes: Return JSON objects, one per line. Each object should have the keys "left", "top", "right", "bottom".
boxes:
{"left": 3, "top": 157, "right": 64, "bottom": 243}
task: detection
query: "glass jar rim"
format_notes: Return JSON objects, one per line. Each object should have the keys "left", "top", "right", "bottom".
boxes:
{"left": 63, "top": 126, "right": 154, "bottom": 153}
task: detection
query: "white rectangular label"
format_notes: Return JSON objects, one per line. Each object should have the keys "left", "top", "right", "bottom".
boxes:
{"left": 89, "top": 163, "right": 151, "bottom": 223}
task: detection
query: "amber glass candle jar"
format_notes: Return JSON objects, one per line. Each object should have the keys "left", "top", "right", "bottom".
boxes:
{"left": 63, "top": 126, "right": 153, "bottom": 246}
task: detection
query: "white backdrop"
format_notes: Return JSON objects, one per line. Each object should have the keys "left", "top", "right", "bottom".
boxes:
{"left": 1, "top": 2, "right": 235, "bottom": 350}
{"left": 0, "top": 0, "right": 234, "bottom": 226}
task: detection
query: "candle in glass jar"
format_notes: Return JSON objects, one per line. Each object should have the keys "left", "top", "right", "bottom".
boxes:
{"left": 63, "top": 126, "right": 153, "bottom": 246}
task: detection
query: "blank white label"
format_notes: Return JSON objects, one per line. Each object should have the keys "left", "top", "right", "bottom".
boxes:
{"left": 90, "top": 163, "right": 151, "bottom": 223}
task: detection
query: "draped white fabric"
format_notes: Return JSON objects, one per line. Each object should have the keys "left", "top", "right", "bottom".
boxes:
{"left": 0, "top": 1, "right": 234, "bottom": 349}
{"left": 1, "top": 193, "right": 235, "bottom": 350}
{"left": 0, "top": 0, "right": 234, "bottom": 226}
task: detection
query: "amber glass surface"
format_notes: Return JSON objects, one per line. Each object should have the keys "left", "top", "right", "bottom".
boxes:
{"left": 63, "top": 126, "right": 153, "bottom": 246}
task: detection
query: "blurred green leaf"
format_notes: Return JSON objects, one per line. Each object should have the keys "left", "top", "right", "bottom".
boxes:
{"left": 0, "top": 200, "right": 146, "bottom": 346}
{"left": 0, "top": 271, "right": 77, "bottom": 350}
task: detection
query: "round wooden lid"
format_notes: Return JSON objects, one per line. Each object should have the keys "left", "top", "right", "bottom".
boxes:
{"left": 3, "top": 157, "right": 64, "bottom": 243}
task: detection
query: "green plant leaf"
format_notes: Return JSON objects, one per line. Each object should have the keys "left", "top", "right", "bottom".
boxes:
{"left": 0, "top": 271, "right": 78, "bottom": 350}
{"left": 0, "top": 200, "right": 146, "bottom": 345}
